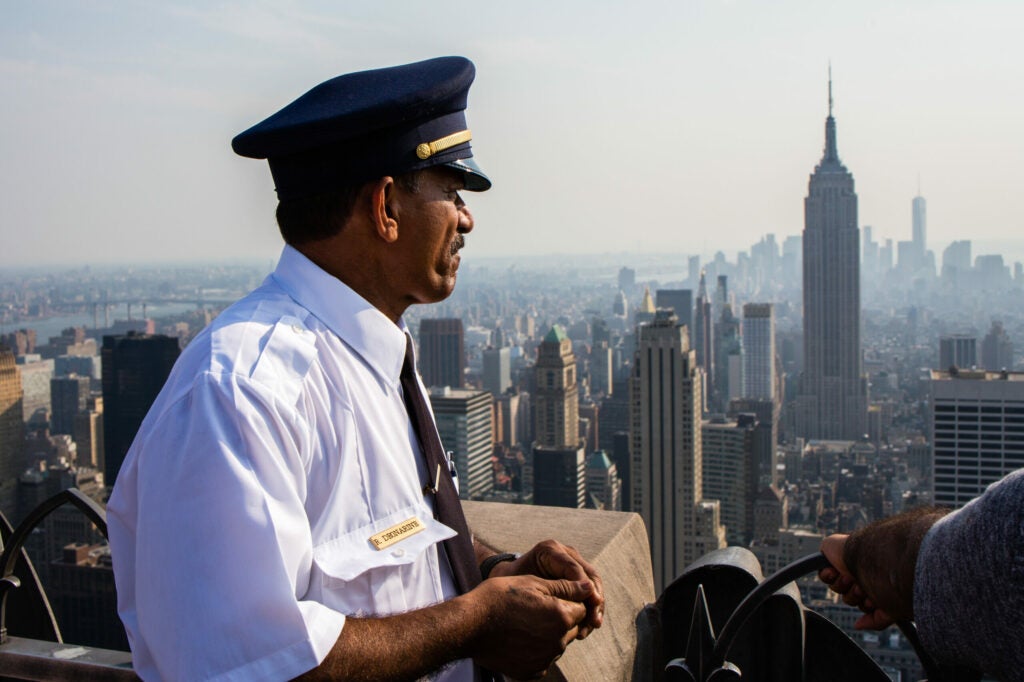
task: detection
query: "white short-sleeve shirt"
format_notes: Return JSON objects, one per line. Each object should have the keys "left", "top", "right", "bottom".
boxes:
{"left": 107, "top": 246, "right": 472, "bottom": 681}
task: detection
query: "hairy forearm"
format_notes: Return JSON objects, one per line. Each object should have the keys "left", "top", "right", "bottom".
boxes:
{"left": 842, "top": 506, "right": 949, "bottom": 622}
{"left": 295, "top": 595, "right": 479, "bottom": 682}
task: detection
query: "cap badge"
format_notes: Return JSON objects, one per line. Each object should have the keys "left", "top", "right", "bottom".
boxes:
{"left": 416, "top": 129, "right": 473, "bottom": 160}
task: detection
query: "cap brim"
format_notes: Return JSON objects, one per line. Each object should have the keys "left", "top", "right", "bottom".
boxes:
{"left": 443, "top": 157, "right": 491, "bottom": 192}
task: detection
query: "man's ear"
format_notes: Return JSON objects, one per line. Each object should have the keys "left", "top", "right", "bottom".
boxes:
{"left": 370, "top": 176, "right": 399, "bottom": 243}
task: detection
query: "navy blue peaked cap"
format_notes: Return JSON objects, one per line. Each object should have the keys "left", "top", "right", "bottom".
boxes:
{"left": 232, "top": 56, "right": 491, "bottom": 200}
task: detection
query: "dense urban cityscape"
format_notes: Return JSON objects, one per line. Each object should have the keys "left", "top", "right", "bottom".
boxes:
{"left": 3, "top": 93, "right": 1023, "bottom": 680}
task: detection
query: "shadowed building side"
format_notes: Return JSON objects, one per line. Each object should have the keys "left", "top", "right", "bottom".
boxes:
{"left": 101, "top": 334, "right": 180, "bottom": 486}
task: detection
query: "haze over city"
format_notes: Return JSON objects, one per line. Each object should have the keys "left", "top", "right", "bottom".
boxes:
{"left": 2, "top": 0, "right": 1022, "bottom": 267}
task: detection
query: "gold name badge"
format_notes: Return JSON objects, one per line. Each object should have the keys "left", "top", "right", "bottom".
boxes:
{"left": 369, "top": 517, "right": 426, "bottom": 551}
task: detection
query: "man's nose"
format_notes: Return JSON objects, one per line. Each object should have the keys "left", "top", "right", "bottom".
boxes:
{"left": 458, "top": 202, "right": 474, "bottom": 234}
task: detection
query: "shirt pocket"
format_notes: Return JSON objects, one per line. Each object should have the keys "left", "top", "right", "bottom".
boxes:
{"left": 312, "top": 506, "right": 457, "bottom": 617}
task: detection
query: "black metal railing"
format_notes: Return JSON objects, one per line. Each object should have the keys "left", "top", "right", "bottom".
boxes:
{"left": 657, "top": 549, "right": 978, "bottom": 682}
{"left": 0, "top": 488, "right": 138, "bottom": 681}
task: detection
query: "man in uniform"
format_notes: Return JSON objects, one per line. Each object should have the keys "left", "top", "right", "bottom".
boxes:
{"left": 108, "top": 56, "right": 603, "bottom": 681}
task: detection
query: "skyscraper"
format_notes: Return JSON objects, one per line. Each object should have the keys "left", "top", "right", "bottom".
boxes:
{"left": 912, "top": 194, "right": 927, "bottom": 269}
{"left": 655, "top": 289, "right": 692, "bottom": 344}
{"left": 533, "top": 326, "right": 586, "bottom": 508}
{"left": 418, "top": 318, "right": 465, "bottom": 389}
{"left": 742, "top": 304, "right": 776, "bottom": 402}
{"left": 533, "top": 326, "right": 580, "bottom": 449}
{"left": 930, "top": 368, "right": 1024, "bottom": 508}
{"left": 981, "top": 321, "right": 1014, "bottom": 372}
{"left": 102, "top": 334, "right": 180, "bottom": 485}
{"left": 0, "top": 346, "right": 25, "bottom": 518}
{"left": 938, "top": 334, "right": 977, "bottom": 370}
{"left": 712, "top": 303, "right": 742, "bottom": 411}
{"left": 702, "top": 414, "right": 757, "bottom": 545}
{"left": 482, "top": 346, "right": 511, "bottom": 396}
{"left": 585, "top": 450, "right": 622, "bottom": 511}
{"left": 429, "top": 387, "right": 494, "bottom": 500}
{"left": 796, "top": 73, "right": 868, "bottom": 441}
{"left": 693, "top": 270, "right": 714, "bottom": 409}
{"left": 50, "top": 374, "right": 90, "bottom": 436}
{"left": 630, "top": 310, "right": 725, "bottom": 591}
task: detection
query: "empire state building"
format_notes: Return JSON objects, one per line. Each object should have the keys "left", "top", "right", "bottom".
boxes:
{"left": 796, "top": 75, "right": 868, "bottom": 441}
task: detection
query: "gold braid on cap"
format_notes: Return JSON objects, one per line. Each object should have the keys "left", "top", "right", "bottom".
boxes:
{"left": 416, "top": 130, "right": 473, "bottom": 160}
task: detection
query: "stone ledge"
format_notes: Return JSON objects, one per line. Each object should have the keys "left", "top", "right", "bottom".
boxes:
{"left": 464, "top": 501, "right": 655, "bottom": 681}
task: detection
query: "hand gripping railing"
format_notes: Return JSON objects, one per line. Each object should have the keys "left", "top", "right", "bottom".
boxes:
{"left": 0, "top": 488, "right": 108, "bottom": 645}
{"left": 665, "top": 552, "right": 946, "bottom": 682}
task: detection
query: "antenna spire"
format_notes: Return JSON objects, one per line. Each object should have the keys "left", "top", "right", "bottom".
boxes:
{"left": 828, "top": 61, "right": 833, "bottom": 118}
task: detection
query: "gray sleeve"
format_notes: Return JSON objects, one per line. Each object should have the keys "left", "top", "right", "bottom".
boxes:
{"left": 914, "top": 468, "right": 1024, "bottom": 680}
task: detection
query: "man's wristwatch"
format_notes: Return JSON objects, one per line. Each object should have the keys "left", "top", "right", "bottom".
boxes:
{"left": 479, "top": 552, "right": 520, "bottom": 580}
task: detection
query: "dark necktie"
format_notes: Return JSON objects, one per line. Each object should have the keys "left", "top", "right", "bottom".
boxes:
{"left": 399, "top": 335, "right": 481, "bottom": 593}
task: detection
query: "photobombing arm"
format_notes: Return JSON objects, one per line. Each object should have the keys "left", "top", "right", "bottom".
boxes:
{"left": 821, "top": 469, "right": 1024, "bottom": 680}
{"left": 819, "top": 507, "right": 948, "bottom": 630}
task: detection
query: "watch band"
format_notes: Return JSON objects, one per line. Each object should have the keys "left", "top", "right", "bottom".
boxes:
{"left": 479, "top": 552, "right": 520, "bottom": 580}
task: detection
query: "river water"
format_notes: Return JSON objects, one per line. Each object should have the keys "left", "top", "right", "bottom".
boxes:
{"left": 2, "top": 302, "right": 205, "bottom": 342}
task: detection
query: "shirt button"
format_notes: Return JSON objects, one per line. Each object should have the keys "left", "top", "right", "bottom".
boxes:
{"left": 291, "top": 324, "right": 304, "bottom": 334}
{"left": 391, "top": 548, "right": 405, "bottom": 558}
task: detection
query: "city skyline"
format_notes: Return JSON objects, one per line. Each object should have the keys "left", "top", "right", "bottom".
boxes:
{"left": 2, "top": 1, "right": 1023, "bottom": 267}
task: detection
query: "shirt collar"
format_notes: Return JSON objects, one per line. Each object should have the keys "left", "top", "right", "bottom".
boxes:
{"left": 269, "top": 245, "right": 408, "bottom": 386}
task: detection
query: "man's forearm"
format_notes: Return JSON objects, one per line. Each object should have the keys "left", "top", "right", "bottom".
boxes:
{"left": 295, "top": 594, "right": 479, "bottom": 682}
{"left": 842, "top": 506, "right": 949, "bottom": 622}
{"left": 296, "top": 574, "right": 593, "bottom": 681}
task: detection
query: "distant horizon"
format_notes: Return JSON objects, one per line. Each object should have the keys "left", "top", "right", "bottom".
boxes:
{"left": 5, "top": 236, "right": 1024, "bottom": 274}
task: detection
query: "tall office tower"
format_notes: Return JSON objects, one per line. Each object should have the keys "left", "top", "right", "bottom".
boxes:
{"left": 713, "top": 304, "right": 742, "bottom": 411}
{"left": 612, "top": 291, "right": 628, "bottom": 318}
{"left": 861, "top": 225, "right": 877, "bottom": 277}
{"left": 586, "top": 450, "right": 622, "bottom": 511}
{"left": 50, "top": 375, "right": 90, "bottom": 436}
{"left": 687, "top": 255, "right": 701, "bottom": 286}
{"left": 74, "top": 396, "right": 104, "bottom": 469}
{"left": 942, "top": 240, "right": 972, "bottom": 281}
{"left": 495, "top": 392, "right": 521, "bottom": 448}
{"left": 533, "top": 326, "right": 586, "bottom": 508}
{"left": 590, "top": 342, "right": 613, "bottom": 397}
{"left": 482, "top": 346, "right": 511, "bottom": 396}
{"left": 729, "top": 399, "right": 780, "bottom": 487}
{"left": 618, "top": 266, "right": 636, "bottom": 292}
{"left": 981, "top": 321, "right": 1014, "bottom": 371}
{"left": 938, "top": 334, "right": 977, "bottom": 370}
{"left": 418, "top": 318, "right": 465, "bottom": 389}
{"left": 714, "top": 275, "right": 729, "bottom": 320}
{"left": 912, "top": 194, "right": 927, "bottom": 268}
{"left": 693, "top": 270, "right": 714, "bottom": 409}
{"left": 101, "top": 333, "right": 180, "bottom": 486}
{"left": 930, "top": 369, "right": 1024, "bottom": 508}
{"left": 630, "top": 310, "right": 725, "bottom": 591}
{"left": 796, "top": 74, "right": 868, "bottom": 441}
{"left": 742, "top": 304, "right": 776, "bottom": 401}
{"left": 579, "top": 402, "right": 600, "bottom": 451}
{"left": 598, "top": 377, "right": 630, "bottom": 469}
{"left": 0, "top": 347, "right": 25, "bottom": 518}
{"left": 611, "top": 431, "right": 631, "bottom": 510}
{"left": 533, "top": 445, "right": 586, "bottom": 508}
{"left": 429, "top": 387, "right": 494, "bottom": 500}
{"left": 656, "top": 289, "right": 693, "bottom": 346}
{"left": 533, "top": 326, "right": 580, "bottom": 449}
{"left": 879, "top": 239, "right": 894, "bottom": 273}
{"left": 702, "top": 415, "right": 757, "bottom": 545}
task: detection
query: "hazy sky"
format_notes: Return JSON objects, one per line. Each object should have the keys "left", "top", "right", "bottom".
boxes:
{"left": 2, "top": 1, "right": 1022, "bottom": 267}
